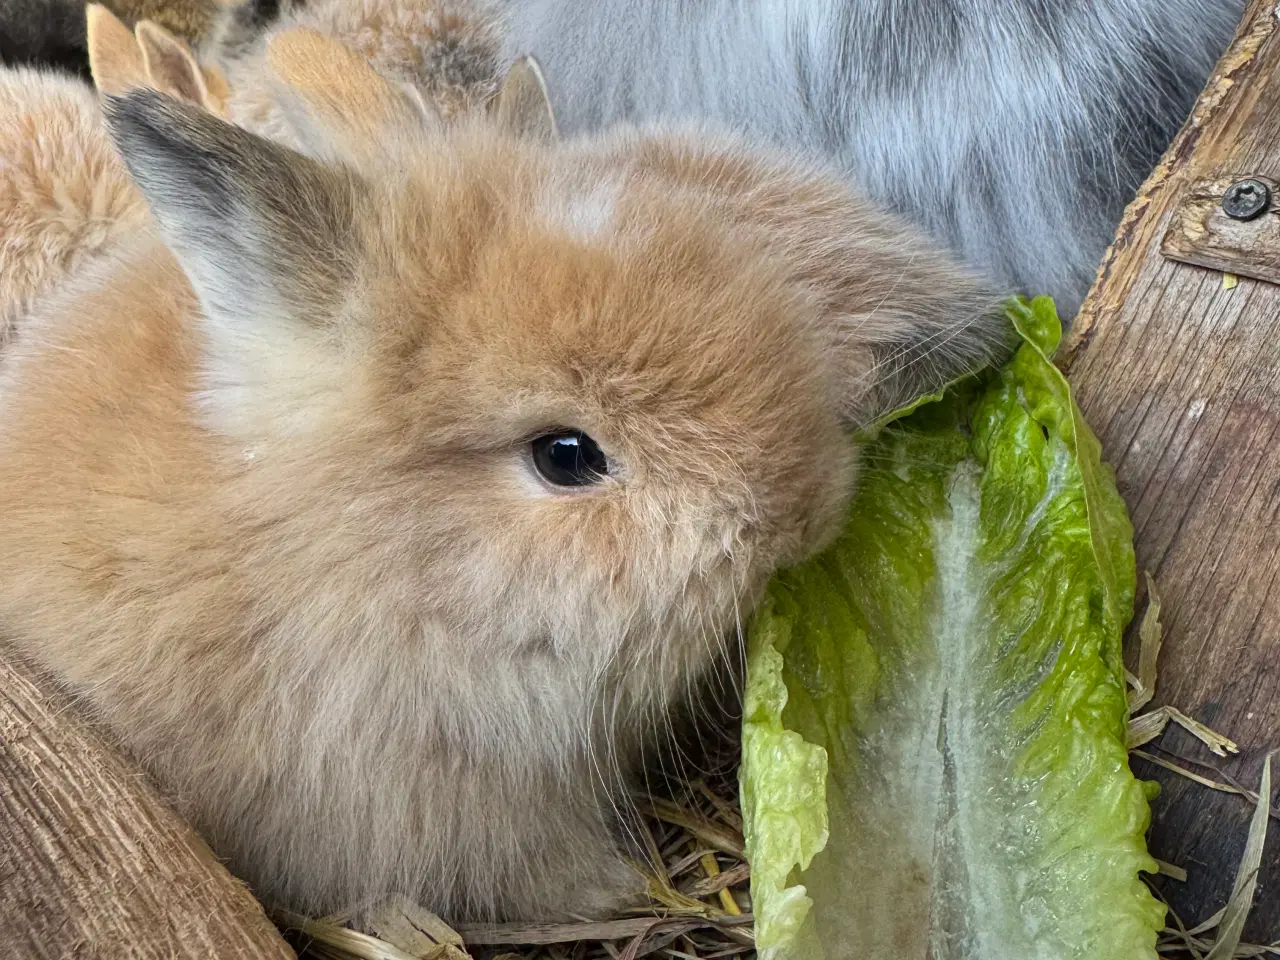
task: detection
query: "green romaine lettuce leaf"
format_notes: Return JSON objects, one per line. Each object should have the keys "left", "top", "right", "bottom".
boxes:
{"left": 740, "top": 297, "right": 1165, "bottom": 959}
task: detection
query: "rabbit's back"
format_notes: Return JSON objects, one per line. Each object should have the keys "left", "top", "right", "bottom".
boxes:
{"left": 499, "top": 0, "right": 1242, "bottom": 317}
{"left": 289, "top": 0, "right": 501, "bottom": 116}
{"left": 223, "top": 0, "right": 503, "bottom": 144}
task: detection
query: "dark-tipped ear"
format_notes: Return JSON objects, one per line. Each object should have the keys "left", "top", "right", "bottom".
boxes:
{"left": 105, "top": 90, "right": 364, "bottom": 434}
{"left": 106, "top": 89, "right": 360, "bottom": 328}
{"left": 491, "top": 55, "right": 558, "bottom": 141}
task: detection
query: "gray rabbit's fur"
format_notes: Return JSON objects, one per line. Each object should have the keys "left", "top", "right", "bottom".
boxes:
{"left": 499, "top": 0, "right": 1242, "bottom": 317}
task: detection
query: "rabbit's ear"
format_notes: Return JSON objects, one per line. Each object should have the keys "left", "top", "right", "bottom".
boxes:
{"left": 87, "top": 4, "right": 148, "bottom": 97}
{"left": 782, "top": 217, "right": 1011, "bottom": 424}
{"left": 199, "top": 60, "right": 232, "bottom": 114}
{"left": 106, "top": 89, "right": 365, "bottom": 434}
{"left": 264, "top": 27, "right": 431, "bottom": 165}
{"left": 492, "top": 55, "right": 558, "bottom": 141}
{"left": 105, "top": 90, "right": 362, "bottom": 396}
{"left": 820, "top": 264, "right": 1013, "bottom": 427}
{"left": 135, "top": 20, "right": 213, "bottom": 108}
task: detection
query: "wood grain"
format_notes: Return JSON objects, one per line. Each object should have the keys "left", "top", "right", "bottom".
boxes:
{"left": 1062, "top": 0, "right": 1280, "bottom": 939}
{"left": 0, "top": 644, "right": 295, "bottom": 960}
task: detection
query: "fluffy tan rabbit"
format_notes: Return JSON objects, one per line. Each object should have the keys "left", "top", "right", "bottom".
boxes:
{"left": 0, "top": 0, "right": 497, "bottom": 349}
{"left": 0, "top": 0, "right": 267, "bottom": 78}
{"left": 0, "top": 33, "right": 1011, "bottom": 923}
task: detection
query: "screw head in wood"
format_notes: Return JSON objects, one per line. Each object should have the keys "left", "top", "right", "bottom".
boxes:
{"left": 1222, "top": 179, "right": 1271, "bottom": 221}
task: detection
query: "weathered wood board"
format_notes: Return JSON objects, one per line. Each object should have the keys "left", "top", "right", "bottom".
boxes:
{"left": 0, "top": 645, "right": 295, "bottom": 959}
{"left": 1062, "top": 0, "right": 1280, "bottom": 939}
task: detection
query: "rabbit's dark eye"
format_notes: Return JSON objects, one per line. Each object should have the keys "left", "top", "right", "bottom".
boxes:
{"left": 531, "top": 430, "right": 608, "bottom": 487}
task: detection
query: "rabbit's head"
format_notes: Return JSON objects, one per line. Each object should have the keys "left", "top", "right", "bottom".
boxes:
{"left": 103, "top": 47, "right": 1009, "bottom": 722}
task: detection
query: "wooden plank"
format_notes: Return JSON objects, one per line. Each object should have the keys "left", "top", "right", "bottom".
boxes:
{"left": 1061, "top": 0, "right": 1280, "bottom": 940}
{"left": 0, "top": 644, "right": 295, "bottom": 960}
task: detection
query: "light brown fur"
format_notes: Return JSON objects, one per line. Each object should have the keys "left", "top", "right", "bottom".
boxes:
{"left": 0, "top": 66, "right": 147, "bottom": 350}
{"left": 0, "top": 59, "right": 1010, "bottom": 923}
{"left": 0, "top": 0, "right": 264, "bottom": 80}
{"left": 0, "top": 5, "right": 226, "bottom": 351}
{"left": 87, "top": 0, "right": 150, "bottom": 93}
{"left": 0, "top": 3, "right": 497, "bottom": 356}
{"left": 221, "top": 0, "right": 503, "bottom": 146}
{"left": 100, "top": 0, "right": 251, "bottom": 58}
{"left": 137, "top": 18, "right": 232, "bottom": 109}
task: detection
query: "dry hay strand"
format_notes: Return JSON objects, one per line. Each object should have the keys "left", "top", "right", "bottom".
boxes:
{"left": 1128, "top": 576, "right": 1279, "bottom": 958}
{"left": 279, "top": 767, "right": 754, "bottom": 960}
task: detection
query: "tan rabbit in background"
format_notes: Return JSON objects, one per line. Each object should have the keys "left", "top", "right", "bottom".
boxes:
{"left": 0, "top": 4, "right": 225, "bottom": 348}
{"left": 0, "top": 65, "right": 143, "bottom": 348}
{"left": 0, "top": 31, "right": 1012, "bottom": 922}
{"left": 88, "top": 2, "right": 231, "bottom": 111}
{"left": 81, "top": 0, "right": 505, "bottom": 143}
{"left": 221, "top": 0, "right": 503, "bottom": 146}
{"left": 0, "top": 0, "right": 498, "bottom": 351}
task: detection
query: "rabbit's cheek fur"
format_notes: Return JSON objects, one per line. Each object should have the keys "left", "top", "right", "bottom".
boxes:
{"left": 344, "top": 307, "right": 852, "bottom": 710}
{"left": 350, "top": 215, "right": 857, "bottom": 683}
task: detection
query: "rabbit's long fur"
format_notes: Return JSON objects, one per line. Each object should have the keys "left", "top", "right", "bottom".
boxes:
{"left": 0, "top": 47, "right": 1011, "bottom": 918}
{"left": 499, "top": 0, "right": 1243, "bottom": 318}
